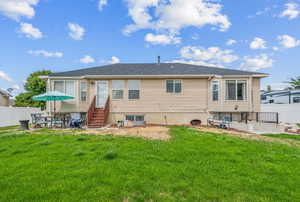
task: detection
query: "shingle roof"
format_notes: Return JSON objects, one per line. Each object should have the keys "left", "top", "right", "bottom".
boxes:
{"left": 49, "top": 63, "right": 267, "bottom": 77}
{"left": 0, "top": 89, "right": 10, "bottom": 97}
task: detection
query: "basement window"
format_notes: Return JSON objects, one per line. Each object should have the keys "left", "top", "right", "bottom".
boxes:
{"left": 125, "top": 115, "right": 144, "bottom": 122}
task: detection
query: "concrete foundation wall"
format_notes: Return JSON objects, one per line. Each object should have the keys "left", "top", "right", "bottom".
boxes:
{"left": 109, "top": 112, "right": 209, "bottom": 125}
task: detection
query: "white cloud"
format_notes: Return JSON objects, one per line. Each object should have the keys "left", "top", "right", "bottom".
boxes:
{"left": 180, "top": 46, "right": 239, "bottom": 66}
{"left": 250, "top": 37, "right": 267, "bottom": 49}
{"left": 0, "top": 0, "right": 39, "bottom": 20}
{"left": 68, "top": 23, "right": 85, "bottom": 40}
{"left": 27, "top": 50, "right": 63, "bottom": 57}
{"left": 98, "top": 0, "right": 107, "bottom": 11}
{"left": 12, "top": 84, "right": 20, "bottom": 90}
{"left": 240, "top": 54, "right": 273, "bottom": 71}
{"left": 108, "top": 56, "right": 120, "bottom": 64}
{"left": 277, "top": 34, "right": 300, "bottom": 48}
{"left": 123, "top": 0, "right": 231, "bottom": 35}
{"left": 226, "top": 39, "right": 237, "bottom": 46}
{"left": 145, "top": 33, "right": 181, "bottom": 45}
{"left": 0, "top": 71, "right": 13, "bottom": 82}
{"left": 19, "top": 23, "right": 43, "bottom": 39}
{"left": 280, "top": 3, "right": 299, "bottom": 19}
{"left": 80, "top": 55, "right": 95, "bottom": 64}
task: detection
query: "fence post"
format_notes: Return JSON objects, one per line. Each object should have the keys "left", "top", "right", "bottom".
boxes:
{"left": 276, "top": 113, "right": 279, "bottom": 124}
{"left": 256, "top": 112, "right": 259, "bottom": 122}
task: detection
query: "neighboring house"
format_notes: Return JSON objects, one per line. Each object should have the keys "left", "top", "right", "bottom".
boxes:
{"left": 0, "top": 89, "right": 11, "bottom": 107}
{"left": 261, "top": 86, "right": 300, "bottom": 104}
{"left": 43, "top": 62, "right": 267, "bottom": 127}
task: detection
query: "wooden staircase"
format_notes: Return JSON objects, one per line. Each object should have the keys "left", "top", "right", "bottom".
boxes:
{"left": 87, "top": 96, "right": 110, "bottom": 128}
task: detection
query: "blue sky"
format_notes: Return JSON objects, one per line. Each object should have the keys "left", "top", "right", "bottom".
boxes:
{"left": 0, "top": 0, "right": 300, "bottom": 95}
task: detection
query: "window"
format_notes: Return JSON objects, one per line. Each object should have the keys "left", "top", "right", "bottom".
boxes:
{"left": 226, "top": 80, "right": 236, "bottom": 100}
{"left": 237, "top": 80, "right": 247, "bottom": 100}
{"left": 80, "top": 81, "right": 87, "bottom": 101}
{"left": 65, "top": 81, "right": 75, "bottom": 97}
{"left": 166, "top": 80, "right": 182, "bottom": 93}
{"left": 212, "top": 80, "right": 219, "bottom": 101}
{"left": 53, "top": 80, "right": 75, "bottom": 97}
{"left": 125, "top": 115, "right": 135, "bottom": 121}
{"left": 125, "top": 115, "right": 144, "bottom": 122}
{"left": 293, "top": 97, "right": 300, "bottom": 103}
{"left": 226, "top": 80, "right": 247, "bottom": 101}
{"left": 112, "top": 80, "right": 124, "bottom": 99}
{"left": 128, "top": 80, "right": 140, "bottom": 100}
{"left": 54, "top": 81, "right": 64, "bottom": 93}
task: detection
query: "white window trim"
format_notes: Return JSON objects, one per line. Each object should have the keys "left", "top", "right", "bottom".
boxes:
{"left": 166, "top": 79, "right": 183, "bottom": 94}
{"left": 128, "top": 80, "right": 141, "bottom": 100}
{"left": 125, "top": 115, "right": 145, "bottom": 122}
{"left": 53, "top": 80, "right": 76, "bottom": 97}
{"left": 80, "top": 81, "right": 87, "bottom": 102}
{"left": 212, "top": 80, "right": 220, "bottom": 101}
{"left": 225, "top": 80, "right": 248, "bottom": 101}
{"left": 111, "top": 80, "right": 125, "bottom": 100}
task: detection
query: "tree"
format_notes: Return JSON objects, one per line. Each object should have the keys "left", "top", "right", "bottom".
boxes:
{"left": 287, "top": 76, "right": 300, "bottom": 88}
{"left": 15, "top": 70, "right": 52, "bottom": 109}
{"left": 267, "top": 85, "right": 272, "bottom": 92}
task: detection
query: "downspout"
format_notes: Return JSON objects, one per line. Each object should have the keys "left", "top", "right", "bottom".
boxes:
{"left": 207, "top": 76, "right": 214, "bottom": 122}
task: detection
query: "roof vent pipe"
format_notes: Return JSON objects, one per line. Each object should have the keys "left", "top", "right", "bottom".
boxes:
{"left": 157, "top": 56, "right": 161, "bottom": 65}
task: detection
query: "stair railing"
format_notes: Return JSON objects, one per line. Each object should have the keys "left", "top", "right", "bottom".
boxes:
{"left": 103, "top": 96, "right": 110, "bottom": 125}
{"left": 87, "top": 96, "right": 96, "bottom": 126}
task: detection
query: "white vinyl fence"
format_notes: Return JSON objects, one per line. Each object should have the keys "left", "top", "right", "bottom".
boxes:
{"left": 0, "top": 106, "right": 41, "bottom": 127}
{"left": 261, "top": 104, "right": 300, "bottom": 124}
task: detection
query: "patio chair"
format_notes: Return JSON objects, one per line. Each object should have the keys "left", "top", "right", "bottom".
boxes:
{"left": 69, "top": 113, "right": 84, "bottom": 128}
{"left": 31, "top": 113, "right": 47, "bottom": 128}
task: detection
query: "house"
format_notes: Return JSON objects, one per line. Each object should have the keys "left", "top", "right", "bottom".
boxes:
{"left": 0, "top": 89, "right": 11, "bottom": 107}
{"left": 261, "top": 86, "right": 300, "bottom": 104}
{"left": 43, "top": 62, "right": 267, "bottom": 127}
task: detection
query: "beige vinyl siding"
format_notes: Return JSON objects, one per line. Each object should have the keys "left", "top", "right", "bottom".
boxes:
{"left": 46, "top": 77, "right": 262, "bottom": 125}
{"left": 252, "top": 78, "right": 261, "bottom": 112}
{"left": 0, "top": 94, "right": 9, "bottom": 106}
{"left": 110, "top": 79, "right": 208, "bottom": 113}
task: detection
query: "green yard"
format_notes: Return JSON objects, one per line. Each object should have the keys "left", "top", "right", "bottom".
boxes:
{"left": 0, "top": 127, "right": 300, "bottom": 201}
{"left": 263, "top": 133, "right": 300, "bottom": 141}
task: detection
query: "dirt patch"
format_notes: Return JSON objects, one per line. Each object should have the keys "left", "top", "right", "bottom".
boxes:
{"left": 193, "top": 126, "right": 300, "bottom": 148}
{"left": 78, "top": 126, "right": 170, "bottom": 141}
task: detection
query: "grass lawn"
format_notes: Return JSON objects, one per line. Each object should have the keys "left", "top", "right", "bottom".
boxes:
{"left": 0, "top": 127, "right": 300, "bottom": 201}
{"left": 263, "top": 134, "right": 300, "bottom": 141}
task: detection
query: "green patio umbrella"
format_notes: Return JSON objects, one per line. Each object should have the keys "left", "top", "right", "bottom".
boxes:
{"left": 32, "top": 91, "right": 74, "bottom": 114}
